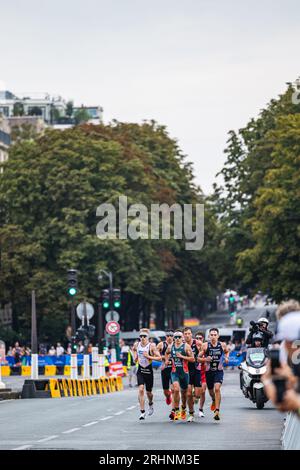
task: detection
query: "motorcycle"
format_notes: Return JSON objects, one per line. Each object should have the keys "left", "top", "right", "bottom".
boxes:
{"left": 239, "top": 347, "right": 268, "bottom": 409}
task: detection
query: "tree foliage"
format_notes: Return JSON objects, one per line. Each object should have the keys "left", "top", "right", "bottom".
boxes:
{"left": 0, "top": 121, "right": 217, "bottom": 342}
{"left": 214, "top": 84, "right": 300, "bottom": 299}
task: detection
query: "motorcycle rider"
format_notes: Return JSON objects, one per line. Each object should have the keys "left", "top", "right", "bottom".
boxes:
{"left": 251, "top": 332, "right": 264, "bottom": 348}
{"left": 246, "top": 317, "right": 273, "bottom": 348}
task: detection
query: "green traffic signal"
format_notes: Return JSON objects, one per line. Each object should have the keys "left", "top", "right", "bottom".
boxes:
{"left": 68, "top": 287, "right": 77, "bottom": 296}
{"left": 113, "top": 300, "right": 121, "bottom": 308}
{"left": 103, "top": 300, "right": 110, "bottom": 309}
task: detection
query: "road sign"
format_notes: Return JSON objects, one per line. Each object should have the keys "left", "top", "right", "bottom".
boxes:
{"left": 105, "top": 310, "right": 120, "bottom": 322}
{"left": 76, "top": 302, "right": 94, "bottom": 321}
{"left": 106, "top": 321, "right": 120, "bottom": 336}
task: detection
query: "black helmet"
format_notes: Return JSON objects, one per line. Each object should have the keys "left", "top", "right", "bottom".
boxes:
{"left": 252, "top": 331, "right": 264, "bottom": 343}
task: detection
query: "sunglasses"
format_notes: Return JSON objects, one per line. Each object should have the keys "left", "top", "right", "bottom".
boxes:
{"left": 139, "top": 335, "right": 148, "bottom": 338}
{"left": 196, "top": 336, "right": 203, "bottom": 340}
{"left": 174, "top": 335, "right": 182, "bottom": 340}
{"left": 166, "top": 334, "right": 174, "bottom": 337}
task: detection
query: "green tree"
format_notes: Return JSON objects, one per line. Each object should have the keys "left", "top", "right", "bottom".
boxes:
{"left": 0, "top": 122, "right": 217, "bottom": 342}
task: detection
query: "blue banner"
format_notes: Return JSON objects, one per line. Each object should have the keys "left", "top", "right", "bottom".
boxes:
{"left": 2, "top": 354, "right": 91, "bottom": 367}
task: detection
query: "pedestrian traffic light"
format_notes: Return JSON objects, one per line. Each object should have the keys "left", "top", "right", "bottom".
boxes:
{"left": 113, "top": 288, "right": 121, "bottom": 309}
{"left": 67, "top": 269, "right": 78, "bottom": 296}
{"left": 101, "top": 289, "right": 110, "bottom": 309}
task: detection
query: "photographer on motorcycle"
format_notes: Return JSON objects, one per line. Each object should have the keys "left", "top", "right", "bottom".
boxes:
{"left": 246, "top": 318, "right": 273, "bottom": 348}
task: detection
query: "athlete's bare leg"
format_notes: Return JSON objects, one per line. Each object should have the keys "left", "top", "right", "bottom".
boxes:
{"left": 181, "top": 388, "right": 187, "bottom": 409}
{"left": 146, "top": 390, "right": 153, "bottom": 405}
{"left": 173, "top": 382, "right": 180, "bottom": 408}
{"left": 214, "top": 383, "right": 222, "bottom": 410}
{"left": 138, "top": 384, "right": 145, "bottom": 410}
{"left": 200, "top": 383, "right": 206, "bottom": 410}
{"left": 187, "top": 385, "right": 194, "bottom": 413}
{"left": 208, "top": 387, "right": 215, "bottom": 402}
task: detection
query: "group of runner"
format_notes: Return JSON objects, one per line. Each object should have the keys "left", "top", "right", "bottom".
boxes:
{"left": 133, "top": 327, "right": 229, "bottom": 422}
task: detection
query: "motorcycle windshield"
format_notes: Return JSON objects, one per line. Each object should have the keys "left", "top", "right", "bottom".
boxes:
{"left": 246, "top": 348, "right": 266, "bottom": 367}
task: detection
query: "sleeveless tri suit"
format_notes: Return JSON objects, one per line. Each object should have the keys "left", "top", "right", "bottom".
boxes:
{"left": 205, "top": 340, "right": 224, "bottom": 390}
{"left": 136, "top": 341, "right": 154, "bottom": 392}
{"left": 170, "top": 343, "right": 189, "bottom": 390}
{"left": 161, "top": 341, "right": 173, "bottom": 390}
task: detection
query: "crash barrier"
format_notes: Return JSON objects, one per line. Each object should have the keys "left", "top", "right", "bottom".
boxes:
{"left": 282, "top": 412, "right": 300, "bottom": 450}
{"left": 21, "top": 376, "right": 124, "bottom": 399}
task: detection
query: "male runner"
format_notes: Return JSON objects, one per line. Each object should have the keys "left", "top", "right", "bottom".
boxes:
{"left": 183, "top": 327, "right": 202, "bottom": 422}
{"left": 165, "top": 330, "right": 194, "bottom": 421}
{"left": 199, "top": 328, "right": 229, "bottom": 421}
{"left": 157, "top": 331, "right": 174, "bottom": 417}
{"left": 133, "top": 328, "right": 162, "bottom": 420}
{"left": 195, "top": 331, "right": 206, "bottom": 418}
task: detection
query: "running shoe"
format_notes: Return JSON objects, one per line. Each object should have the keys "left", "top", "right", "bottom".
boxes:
{"left": 198, "top": 409, "right": 205, "bottom": 418}
{"left": 181, "top": 407, "right": 187, "bottom": 420}
{"left": 148, "top": 404, "right": 154, "bottom": 416}
{"left": 187, "top": 414, "right": 195, "bottom": 422}
{"left": 210, "top": 401, "right": 216, "bottom": 412}
{"left": 139, "top": 412, "right": 146, "bottom": 420}
{"left": 174, "top": 410, "right": 181, "bottom": 421}
{"left": 169, "top": 410, "right": 175, "bottom": 420}
{"left": 213, "top": 410, "right": 220, "bottom": 421}
{"left": 166, "top": 391, "right": 172, "bottom": 406}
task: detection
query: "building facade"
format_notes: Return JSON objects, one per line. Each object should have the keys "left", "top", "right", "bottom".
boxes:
{"left": 0, "top": 90, "right": 103, "bottom": 126}
{"left": 0, "top": 117, "right": 11, "bottom": 168}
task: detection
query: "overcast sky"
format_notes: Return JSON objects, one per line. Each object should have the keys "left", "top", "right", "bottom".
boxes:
{"left": 0, "top": 0, "right": 299, "bottom": 194}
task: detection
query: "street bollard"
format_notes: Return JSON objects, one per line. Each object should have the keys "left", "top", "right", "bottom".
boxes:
{"left": 31, "top": 353, "right": 39, "bottom": 380}
{"left": 0, "top": 364, "right": 6, "bottom": 389}
{"left": 99, "top": 354, "right": 105, "bottom": 377}
{"left": 92, "top": 347, "right": 99, "bottom": 379}
{"left": 83, "top": 354, "right": 90, "bottom": 379}
{"left": 0, "top": 340, "right": 6, "bottom": 389}
{"left": 71, "top": 354, "right": 78, "bottom": 380}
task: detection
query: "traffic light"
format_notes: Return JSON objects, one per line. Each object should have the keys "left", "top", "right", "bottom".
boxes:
{"left": 67, "top": 269, "right": 78, "bottom": 296}
{"left": 101, "top": 289, "right": 110, "bottom": 309}
{"left": 113, "top": 288, "right": 121, "bottom": 309}
{"left": 71, "top": 339, "right": 78, "bottom": 353}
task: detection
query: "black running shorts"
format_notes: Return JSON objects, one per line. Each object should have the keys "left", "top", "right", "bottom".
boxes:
{"left": 161, "top": 367, "right": 172, "bottom": 390}
{"left": 137, "top": 365, "right": 154, "bottom": 392}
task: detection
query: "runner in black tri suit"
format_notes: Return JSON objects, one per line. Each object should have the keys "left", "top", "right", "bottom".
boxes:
{"left": 183, "top": 327, "right": 202, "bottom": 422}
{"left": 199, "top": 327, "right": 229, "bottom": 421}
{"left": 157, "top": 331, "right": 174, "bottom": 418}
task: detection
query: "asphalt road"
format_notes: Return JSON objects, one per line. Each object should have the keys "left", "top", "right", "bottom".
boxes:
{"left": 0, "top": 305, "right": 283, "bottom": 450}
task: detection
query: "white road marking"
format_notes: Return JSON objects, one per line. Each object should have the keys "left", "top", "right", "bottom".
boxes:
{"left": 12, "top": 444, "right": 33, "bottom": 450}
{"left": 126, "top": 405, "right": 136, "bottom": 410}
{"left": 114, "top": 410, "right": 125, "bottom": 415}
{"left": 62, "top": 428, "right": 80, "bottom": 434}
{"left": 37, "top": 435, "right": 58, "bottom": 443}
{"left": 99, "top": 416, "right": 113, "bottom": 421}
{"left": 82, "top": 421, "right": 98, "bottom": 427}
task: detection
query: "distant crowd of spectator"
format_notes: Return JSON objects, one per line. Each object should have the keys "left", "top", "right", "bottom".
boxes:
{"left": 4, "top": 340, "right": 97, "bottom": 364}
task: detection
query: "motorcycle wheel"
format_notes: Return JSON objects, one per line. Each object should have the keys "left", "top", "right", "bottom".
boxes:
{"left": 255, "top": 389, "right": 265, "bottom": 409}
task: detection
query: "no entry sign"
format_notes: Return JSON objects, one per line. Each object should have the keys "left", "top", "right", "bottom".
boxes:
{"left": 106, "top": 321, "right": 120, "bottom": 336}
